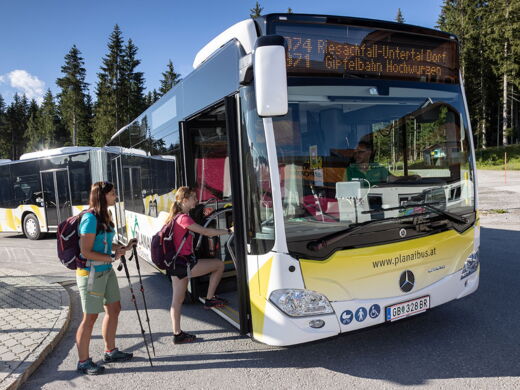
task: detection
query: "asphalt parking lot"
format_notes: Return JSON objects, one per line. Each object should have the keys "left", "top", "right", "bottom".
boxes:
{"left": 1, "top": 170, "right": 519, "bottom": 389}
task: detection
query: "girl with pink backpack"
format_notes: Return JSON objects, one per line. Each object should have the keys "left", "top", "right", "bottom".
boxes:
{"left": 166, "top": 186, "right": 232, "bottom": 344}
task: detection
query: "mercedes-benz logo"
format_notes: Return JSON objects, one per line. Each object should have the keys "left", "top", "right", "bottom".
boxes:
{"left": 399, "top": 228, "right": 407, "bottom": 238}
{"left": 399, "top": 270, "right": 415, "bottom": 292}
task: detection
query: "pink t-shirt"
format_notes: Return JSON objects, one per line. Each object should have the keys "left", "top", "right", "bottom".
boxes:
{"left": 173, "top": 214, "right": 195, "bottom": 256}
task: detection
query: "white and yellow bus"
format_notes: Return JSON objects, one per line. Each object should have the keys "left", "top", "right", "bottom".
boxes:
{"left": 0, "top": 147, "right": 107, "bottom": 239}
{"left": 0, "top": 146, "right": 165, "bottom": 240}
{"left": 108, "top": 13, "right": 479, "bottom": 346}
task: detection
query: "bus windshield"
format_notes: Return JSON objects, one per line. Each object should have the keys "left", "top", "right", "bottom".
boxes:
{"left": 269, "top": 82, "right": 474, "bottom": 246}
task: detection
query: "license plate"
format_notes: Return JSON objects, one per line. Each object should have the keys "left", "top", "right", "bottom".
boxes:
{"left": 385, "top": 296, "right": 430, "bottom": 322}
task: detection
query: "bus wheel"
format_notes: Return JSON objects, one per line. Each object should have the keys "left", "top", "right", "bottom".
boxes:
{"left": 23, "top": 213, "right": 42, "bottom": 240}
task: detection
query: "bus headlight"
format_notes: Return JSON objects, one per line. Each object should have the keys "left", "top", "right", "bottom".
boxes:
{"left": 269, "top": 289, "right": 334, "bottom": 317}
{"left": 461, "top": 251, "right": 479, "bottom": 280}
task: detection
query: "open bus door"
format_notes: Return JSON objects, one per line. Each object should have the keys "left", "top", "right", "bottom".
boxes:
{"left": 39, "top": 169, "right": 72, "bottom": 228}
{"left": 180, "top": 96, "right": 251, "bottom": 335}
{"left": 111, "top": 155, "right": 127, "bottom": 242}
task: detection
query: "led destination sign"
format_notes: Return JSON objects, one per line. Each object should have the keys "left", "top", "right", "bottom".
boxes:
{"left": 273, "top": 22, "right": 458, "bottom": 83}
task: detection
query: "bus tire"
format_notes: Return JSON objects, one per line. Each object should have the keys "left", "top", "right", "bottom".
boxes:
{"left": 23, "top": 213, "right": 42, "bottom": 240}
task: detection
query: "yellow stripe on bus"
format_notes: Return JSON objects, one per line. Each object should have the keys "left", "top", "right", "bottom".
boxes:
{"left": 249, "top": 257, "right": 273, "bottom": 340}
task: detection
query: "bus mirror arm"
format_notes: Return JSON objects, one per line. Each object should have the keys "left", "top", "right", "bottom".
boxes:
{"left": 239, "top": 53, "right": 253, "bottom": 85}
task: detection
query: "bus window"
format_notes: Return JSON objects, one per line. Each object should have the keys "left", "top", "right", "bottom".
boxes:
{"left": 122, "top": 155, "right": 145, "bottom": 215}
{"left": 0, "top": 165, "right": 12, "bottom": 208}
{"left": 240, "top": 87, "right": 275, "bottom": 254}
{"left": 69, "top": 153, "right": 91, "bottom": 206}
{"left": 10, "top": 161, "right": 40, "bottom": 206}
{"left": 188, "top": 106, "right": 230, "bottom": 203}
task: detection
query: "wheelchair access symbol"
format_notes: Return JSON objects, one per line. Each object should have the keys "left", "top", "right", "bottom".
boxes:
{"left": 340, "top": 310, "right": 353, "bottom": 325}
{"left": 369, "top": 304, "right": 381, "bottom": 319}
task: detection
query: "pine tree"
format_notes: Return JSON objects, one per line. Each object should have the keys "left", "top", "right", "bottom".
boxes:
{"left": 26, "top": 90, "right": 61, "bottom": 151}
{"left": 122, "top": 38, "right": 147, "bottom": 125}
{"left": 0, "top": 95, "right": 9, "bottom": 158}
{"left": 395, "top": 8, "right": 405, "bottom": 23}
{"left": 28, "top": 99, "right": 38, "bottom": 121}
{"left": 56, "top": 45, "right": 92, "bottom": 146}
{"left": 486, "top": 0, "right": 520, "bottom": 145}
{"left": 159, "top": 59, "right": 181, "bottom": 96}
{"left": 250, "top": 1, "right": 263, "bottom": 18}
{"left": 287, "top": 7, "right": 293, "bottom": 13}
{"left": 438, "top": 0, "right": 520, "bottom": 148}
{"left": 93, "top": 25, "right": 126, "bottom": 146}
{"left": 145, "top": 90, "right": 160, "bottom": 108}
{"left": 438, "top": 0, "right": 499, "bottom": 148}
{"left": 4, "top": 94, "right": 30, "bottom": 159}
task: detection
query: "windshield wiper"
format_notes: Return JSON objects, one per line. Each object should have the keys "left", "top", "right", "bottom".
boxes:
{"left": 307, "top": 203, "right": 468, "bottom": 252}
{"left": 307, "top": 218, "right": 397, "bottom": 251}
{"left": 362, "top": 202, "right": 468, "bottom": 225}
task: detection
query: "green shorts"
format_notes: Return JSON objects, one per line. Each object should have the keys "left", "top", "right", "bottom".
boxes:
{"left": 76, "top": 268, "right": 121, "bottom": 314}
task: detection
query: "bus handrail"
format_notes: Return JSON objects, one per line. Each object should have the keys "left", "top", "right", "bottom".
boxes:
{"left": 195, "top": 207, "right": 233, "bottom": 251}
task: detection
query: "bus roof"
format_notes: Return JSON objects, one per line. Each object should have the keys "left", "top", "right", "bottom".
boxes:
{"left": 193, "top": 19, "right": 257, "bottom": 69}
{"left": 103, "top": 146, "right": 148, "bottom": 156}
{"left": 257, "top": 13, "right": 455, "bottom": 40}
{"left": 193, "top": 13, "right": 456, "bottom": 70}
{"left": 19, "top": 146, "right": 99, "bottom": 160}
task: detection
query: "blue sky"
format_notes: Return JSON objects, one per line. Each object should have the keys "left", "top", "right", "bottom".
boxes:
{"left": 0, "top": 0, "right": 444, "bottom": 105}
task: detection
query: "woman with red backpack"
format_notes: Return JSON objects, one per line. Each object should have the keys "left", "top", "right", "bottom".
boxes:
{"left": 75, "top": 181, "right": 137, "bottom": 375}
{"left": 167, "top": 186, "right": 232, "bottom": 344}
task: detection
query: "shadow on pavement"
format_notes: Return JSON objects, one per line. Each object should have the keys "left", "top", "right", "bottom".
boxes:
{"left": 20, "top": 226, "right": 520, "bottom": 387}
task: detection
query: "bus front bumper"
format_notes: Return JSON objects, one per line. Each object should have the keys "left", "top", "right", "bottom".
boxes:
{"left": 331, "top": 267, "right": 479, "bottom": 334}
{"left": 258, "top": 267, "right": 478, "bottom": 346}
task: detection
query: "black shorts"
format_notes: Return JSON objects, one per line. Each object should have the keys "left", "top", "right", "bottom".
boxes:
{"left": 168, "top": 254, "right": 198, "bottom": 279}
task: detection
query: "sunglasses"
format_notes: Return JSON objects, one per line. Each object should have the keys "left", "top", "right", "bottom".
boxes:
{"left": 101, "top": 181, "right": 113, "bottom": 193}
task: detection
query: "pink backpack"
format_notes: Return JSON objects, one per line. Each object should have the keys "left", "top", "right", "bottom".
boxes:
{"left": 150, "top": 215, "right": 189, "bottom": 270}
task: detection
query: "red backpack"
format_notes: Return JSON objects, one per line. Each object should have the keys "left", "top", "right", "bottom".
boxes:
{"left": 150, "top": 215, "right": 189, "bottom": 270}
{"left": 57, "top": 210, "right": 93, "bottom": 270}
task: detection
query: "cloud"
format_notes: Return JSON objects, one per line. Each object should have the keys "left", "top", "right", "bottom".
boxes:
{"left": 0, "top": 70, "right": 45, "bottom": 103}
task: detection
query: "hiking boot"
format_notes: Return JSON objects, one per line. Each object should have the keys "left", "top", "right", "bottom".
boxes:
{"left": 103, "top": 348, "right": 134, "bottom": 363}
{"left": 173, "top": 330, "right": 196, "bottom": 344}
{"left": 204, "top": 297, "right": 225, "bottom": 309}
{"left": 77, "top": 358, "right": 105, "bottom": 375}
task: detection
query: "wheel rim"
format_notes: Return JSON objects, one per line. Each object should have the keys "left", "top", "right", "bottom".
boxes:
{"left": 25, "top": 218, "right": 37, "bottom": 237}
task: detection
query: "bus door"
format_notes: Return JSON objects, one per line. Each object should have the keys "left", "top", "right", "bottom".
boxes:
{"left": 123, "top": 166, "right": 144, "bottom": 214}
{"left": 181, "top": 96, "right": 250, "bottom": 334}
{"left": 111, "top": 156, "right": 126, "bottom": 242}
{"left": 40, "top": 169, "right": 72, "bottom": 228}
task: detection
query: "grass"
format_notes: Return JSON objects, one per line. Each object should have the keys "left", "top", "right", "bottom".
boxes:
{"left": 487, "top": 209, "right": 509, "bottom": 214}
{"left": 476, "top": 144, "right": 520, "bottom": 170}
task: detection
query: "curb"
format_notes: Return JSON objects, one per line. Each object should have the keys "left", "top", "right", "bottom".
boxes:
{"left": 1, "top": 282, "right": 72, "bottom": 390}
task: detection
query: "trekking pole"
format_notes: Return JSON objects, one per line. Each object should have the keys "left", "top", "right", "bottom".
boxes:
{"left": 128, "top": 245, "right": 155, "bottom": 356}
{"left": 118, "top": 254, "right": 153, "bottom": 367}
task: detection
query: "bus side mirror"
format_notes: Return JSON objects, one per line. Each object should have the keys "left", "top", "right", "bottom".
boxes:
{"left": 254, "top": 35, "right": 288, "bottom": 117}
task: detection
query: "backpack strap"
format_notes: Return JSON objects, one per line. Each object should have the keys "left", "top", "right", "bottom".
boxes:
{"left": 78, "top": 209, "right": 106, "bottom": 291}
{"left": 164, "top": 214, "right": 191, "bottom": 268}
